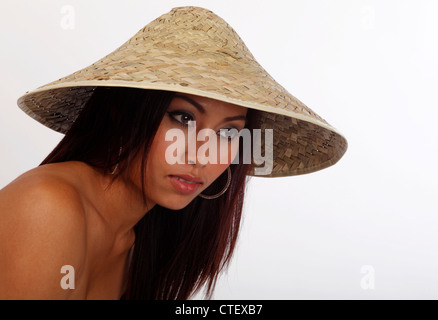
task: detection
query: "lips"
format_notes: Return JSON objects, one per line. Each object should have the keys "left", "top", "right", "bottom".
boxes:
{"left": 172, "top": 174, "right": 203, "bottom": 184}
{"left": 169, "top": 174, "right": 203, "bottom": 195}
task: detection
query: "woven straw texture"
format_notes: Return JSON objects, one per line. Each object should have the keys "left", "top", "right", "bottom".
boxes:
{"left": 17, "top": 6, "right": 347, "bottom": 177}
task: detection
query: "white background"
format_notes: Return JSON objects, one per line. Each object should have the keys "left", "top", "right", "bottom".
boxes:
{"left": 1, "top": 0, "right": 437, "bottom": 299}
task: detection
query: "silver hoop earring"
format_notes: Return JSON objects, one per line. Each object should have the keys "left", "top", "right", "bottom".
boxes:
{"left": 198, "top": 167, "right": 232, "bottom": 200}
{"left": 110, "top": 146, "right": 122, "bottom": 175}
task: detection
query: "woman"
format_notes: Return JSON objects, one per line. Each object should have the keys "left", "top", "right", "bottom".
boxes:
{"left": 0, "top": 6, "right": 347, "bottom": 299}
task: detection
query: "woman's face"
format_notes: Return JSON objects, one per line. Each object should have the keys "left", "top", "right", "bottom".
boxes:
{"left": 140, "top": 93, "right": 248, "bottom": 210}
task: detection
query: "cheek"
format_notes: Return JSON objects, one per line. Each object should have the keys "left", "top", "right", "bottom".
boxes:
{"left": 203, "top": 164, "right": 230, "bottom": 189}
{"left": 146, "top": 129, "right": 174, "bottom": 178}
{"left": 218, "top": 139, "right": 240, "bottom": 165}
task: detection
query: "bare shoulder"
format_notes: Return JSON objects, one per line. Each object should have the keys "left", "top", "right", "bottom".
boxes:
{"left": 0, "top": 165, "right": 87, "bottom": 228}
{"left": 0, "top": 165, "right": 87, "bottom": 299}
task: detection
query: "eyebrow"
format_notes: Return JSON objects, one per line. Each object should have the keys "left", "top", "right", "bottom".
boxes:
{"left": 173, "top": 94, "right": 247, "bottom": 123}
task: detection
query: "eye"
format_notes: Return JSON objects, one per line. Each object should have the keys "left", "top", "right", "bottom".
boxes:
{"left": 167, "top": 111, "right": 195, "bottom": 126}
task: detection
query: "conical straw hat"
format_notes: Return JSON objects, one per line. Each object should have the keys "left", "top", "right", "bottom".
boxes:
{"left": 17, "top": 6, "right": 347, "bottom": 177}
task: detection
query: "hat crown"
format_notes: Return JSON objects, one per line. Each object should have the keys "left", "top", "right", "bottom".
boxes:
{"left": 115, "top": 6, "right": 256, "bottom": 69}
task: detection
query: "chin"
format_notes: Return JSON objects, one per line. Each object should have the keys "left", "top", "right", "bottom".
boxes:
{"left": 158, "top": 196, "right": 196, "bottom": 211}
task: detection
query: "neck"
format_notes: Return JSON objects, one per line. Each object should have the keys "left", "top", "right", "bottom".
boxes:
{"left": 87, "top": 163, "right": 155, "bottom": 238}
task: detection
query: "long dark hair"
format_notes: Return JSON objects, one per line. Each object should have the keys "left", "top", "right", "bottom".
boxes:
{"left": 40, "top": 86, "right": 260, "bottom": 299}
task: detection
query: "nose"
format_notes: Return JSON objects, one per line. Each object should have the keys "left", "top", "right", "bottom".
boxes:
{"left": 184, "top": 128, "right": 216, "bottom": 166}
{"left": 183, "top": 128, "right": 205, "bottom": 166}
{"left": 187, "top": 151, "right": 197, "bottom": 165}
{"left": 186, "top": 142, "right": 211, "bottom": 166}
